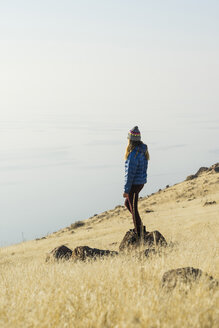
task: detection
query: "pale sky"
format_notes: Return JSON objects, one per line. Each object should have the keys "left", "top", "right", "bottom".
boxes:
{"left": 0, "top": 1, "right": 218, "bottom": 246}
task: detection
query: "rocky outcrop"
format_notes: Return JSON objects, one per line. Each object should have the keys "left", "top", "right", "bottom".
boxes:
{"left": 186, "top": 167, "right": 208, "bottom": 181}
{"left": 196, "top": 167, "right": 209, "bottom": 175}
{"left": 46, "top": 245, "right": 118, "bottom": 262}
{"left": 186, "top": 163, "right": 219, "bottom": 181}
{"left": 161, "top": 267, "right": 218, "bottom": 291}
{"left": 211, "top": 162, "right": 219, "bottom": 172}
{"left": 46, "top": 245, "right": 73, "bottom": 262}
{"left": 119, "top": 227, "right": 167, "bottom": 251}
{"left": 72, "top": 246, "right": 118, "bottom": 261}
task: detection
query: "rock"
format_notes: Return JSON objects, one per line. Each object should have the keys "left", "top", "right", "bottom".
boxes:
{"left": 35, "top": 236, "right": 46, "bottom": 241}
{"left": 210, "top": 163, "right": 219, "bottom": 173}
{"left": 195, "top": 167, "right": 209, "bottom": 175}
{"left": 204, "top": 201, "right": 216, "bottom": 206}
{"left": 186, "top": 163, "right": 219, "bottom": 181}
{"left": 46, "top": 245, "right": 73, "bottom": 262}
{"left": 145, "top": 209, "right": 154, "bottom": 213}
{"left": 72, "top": 246, "right": 118, "bottom": 261}
{"left": 119, "top": 227, "right": 167, "bottom": 251}
{"left": 186, "top": 174, "right": 197, "bottom": 181}
{"left": 186, "top": 167, "right": 208, "bottom": 181}
{"left": 161, "top": 267, "right": 218, "bottom": 291}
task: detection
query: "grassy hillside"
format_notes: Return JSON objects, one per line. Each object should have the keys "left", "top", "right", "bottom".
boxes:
{"left": 0, "top": 166, "right": 219, "bottom": 327}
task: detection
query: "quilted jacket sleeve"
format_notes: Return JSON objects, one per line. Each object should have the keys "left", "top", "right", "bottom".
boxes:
{"left": 124, "top": 152, "right": 138, "bottom": 193}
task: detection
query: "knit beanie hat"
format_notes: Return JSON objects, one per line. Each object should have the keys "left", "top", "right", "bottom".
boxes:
{"left": 127, "top": 126, "right": 141, "bottom": 141}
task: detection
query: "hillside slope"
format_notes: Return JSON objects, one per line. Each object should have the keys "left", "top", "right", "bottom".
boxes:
{"left": 0, "top": 164, "right": 218, "bottom": 328}
{"left": 1, "top": 164, "right": 219, "bottom": 264}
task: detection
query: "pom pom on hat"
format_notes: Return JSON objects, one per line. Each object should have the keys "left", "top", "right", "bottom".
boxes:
{"left": 127, "top": 126, "right": 141, "bottom": 141}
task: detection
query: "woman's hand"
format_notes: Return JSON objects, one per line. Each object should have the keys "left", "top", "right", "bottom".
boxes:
{"left": 123, "top": 192, "right": 129, "bottom": 198}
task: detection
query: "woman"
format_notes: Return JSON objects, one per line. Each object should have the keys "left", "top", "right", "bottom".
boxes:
{"left": 123, "top": 126, "right": 149, "bottom": 238}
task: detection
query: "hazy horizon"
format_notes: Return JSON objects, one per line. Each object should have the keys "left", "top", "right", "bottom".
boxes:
{"left": 0, "top": 1, "right": 219, "bottom": 246}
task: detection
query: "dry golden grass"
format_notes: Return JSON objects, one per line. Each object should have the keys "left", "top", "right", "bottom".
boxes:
{"left": 0, "top": 170, "right": 219, "bottom": 327}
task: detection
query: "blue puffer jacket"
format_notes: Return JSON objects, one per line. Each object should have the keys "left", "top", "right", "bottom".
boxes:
{"left": 124, "top": 143, "right": 148, "bottom": 193}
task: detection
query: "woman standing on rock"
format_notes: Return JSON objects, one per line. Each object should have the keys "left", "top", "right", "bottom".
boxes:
{"left": 123, "top": 126, "right": 149, "bottom": 239}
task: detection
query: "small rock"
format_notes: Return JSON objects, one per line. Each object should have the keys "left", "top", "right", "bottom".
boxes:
{"left": 72, "top": 246, "right": 118, "bottom": 261}
{"left": 46, "top": 245, "right": 73, "bottom": 262}
{"left": 161, "top": 267, "right": 218, "bottom": 291}
{"left": 204, "top": 201, "right": 216, "bottom": 206}
{"left": 145, "top": 209, "right": 154, "bottom": 213}
{"left": 36, "top": 236, "right": 46, "bottom": 241}
{"left": 186, "top": 174, "right": 197, "bottom": 181}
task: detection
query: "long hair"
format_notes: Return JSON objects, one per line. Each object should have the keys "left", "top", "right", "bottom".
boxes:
{"left": 125, "top": 140, "right": 150, "bottom": 160}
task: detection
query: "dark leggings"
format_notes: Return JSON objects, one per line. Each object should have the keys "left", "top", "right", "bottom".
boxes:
{"left": 124, "top": 184, "right": 144, "bottom": 237}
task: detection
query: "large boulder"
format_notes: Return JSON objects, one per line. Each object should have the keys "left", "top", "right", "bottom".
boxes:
{"left": 119, "top": 227, "right": 167, "bottom": 251}
{"left": 72, "top": 246, "right": 118, "bottom": 261}
{"left": 161, "top": 267, "right": 218, "bottom": 291}
{"left": 46, "top": 245, "right": 73, "bottom": 262}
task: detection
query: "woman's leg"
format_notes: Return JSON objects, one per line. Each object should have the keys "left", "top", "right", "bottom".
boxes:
{"left": 133, "top": 185, "right": 144, "bottom": 237}
{"left": 124, "top": 187, "right": 137, "bottom": 233}
{"left": 125, "top": 184, "right": 144, "bottom": 237}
